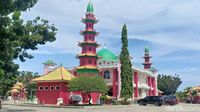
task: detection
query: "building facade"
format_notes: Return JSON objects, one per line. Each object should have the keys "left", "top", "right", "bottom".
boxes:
{"left": 96, "top": 47, "right": 158, "bottom": 100}
{"left": 32, "top": 1, "right": 158, "bottom": 105}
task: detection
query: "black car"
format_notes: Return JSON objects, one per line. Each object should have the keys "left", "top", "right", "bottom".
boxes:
{"left": 162, "top": 95, "right": 178, "bottom": 105}
{"left": 138, "top": 96, "right": 164, "bottom": 106}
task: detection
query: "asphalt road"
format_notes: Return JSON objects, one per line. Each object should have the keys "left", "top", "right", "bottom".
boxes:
{"left": 1, "top": 103, "right": 200, "bottom": 112}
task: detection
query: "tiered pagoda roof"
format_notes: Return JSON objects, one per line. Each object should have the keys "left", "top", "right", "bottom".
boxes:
{"left": 78, "top": 41, "right": 100, "bottom": 47}
{"left": 76, "top": 65, "right": 100, "bottom": 74}
{"left": 82, "top": 18, "right": 98, "bottom": 23}
{"left": 32, "top": 66, "right": 75, "bottom": 82}
{"left": 76, "top": 53, "right": 99, "bottom": 58}
{"left": 80, "top": 30, "right": 99, "bottom": 36}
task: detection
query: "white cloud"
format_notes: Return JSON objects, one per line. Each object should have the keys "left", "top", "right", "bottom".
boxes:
{"left": 21, "top": 0, "right": 200, "bottom": 55}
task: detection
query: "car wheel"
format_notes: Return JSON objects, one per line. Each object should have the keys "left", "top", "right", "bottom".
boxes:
{"left": 139, "top": 102, "right": 146, "bottom": 106}
{"left": 170, "top": 103, "right": 175, "bottom": 106}
{"left": 139, "top": 102, "right": 143, "bottom": 106}
{"left": 155, "top": 102, "right": 162, "bottom": 106}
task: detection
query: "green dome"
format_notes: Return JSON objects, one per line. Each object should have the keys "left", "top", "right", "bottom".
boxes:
{"left": 97, "top": 48, "right": 118, "bottom": 61}
{"left": 145, "top": 47, "right": 149, "bottom": 53}
{"left": 87, "top": 1, "right": 94, "bottom": 13}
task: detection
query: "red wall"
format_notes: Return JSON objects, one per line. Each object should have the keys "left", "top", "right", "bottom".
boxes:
{"left": 37, "top": 82, "right": 70, "bottom": 105}
{"left": 80, "top": 57, "right": 97, "bottom": 66}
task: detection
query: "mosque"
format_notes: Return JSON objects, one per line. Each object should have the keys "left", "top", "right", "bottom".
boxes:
{"left": 32, "top": 1, "right": 158, "bottom": 105}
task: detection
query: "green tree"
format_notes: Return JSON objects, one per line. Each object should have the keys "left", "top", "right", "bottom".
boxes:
{"left": 175, "top": 91, "right": 187, "bottom": 101}
{"left": 120, "top": 24, "right": 133, "bottom": 103}
{"left": 158, "top": 74, "right": 182, "bottom": 95}
{"left": 68, "top": 76, "right": 107, "bottom": 104}
{"left": 0, "top": 0, "right": 57, "bottom": 96}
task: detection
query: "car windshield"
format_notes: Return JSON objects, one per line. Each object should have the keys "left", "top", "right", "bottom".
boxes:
{"left": 163, "top": 95, "right": 176, "bottom": 99}
{"left": 144, "top": 96, "right": 149, "bottom": 99}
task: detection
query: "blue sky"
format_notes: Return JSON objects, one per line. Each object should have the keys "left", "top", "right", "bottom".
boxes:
{"left": 15, "top": 0, "right": 200, "bottom": 91}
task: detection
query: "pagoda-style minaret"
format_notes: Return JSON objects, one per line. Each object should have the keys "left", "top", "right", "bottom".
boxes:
{"left": 76, "top": 1, "right": 100, "bottom": 76}
{"left": 43, "top": 59, "right": 57, "bottom": 74}
{"left": 143, "top": 48, "right": 152, "bottom": 69}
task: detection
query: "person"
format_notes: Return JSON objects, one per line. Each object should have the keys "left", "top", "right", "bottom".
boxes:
{"left": 97, "top": 94, "right": 101, "bottom": 104}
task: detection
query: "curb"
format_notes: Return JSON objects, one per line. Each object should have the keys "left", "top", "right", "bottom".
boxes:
{"left": 2, "top": 103, "right": 138, "bottom": 109}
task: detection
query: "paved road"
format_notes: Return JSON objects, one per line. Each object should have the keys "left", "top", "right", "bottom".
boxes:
{"left": 1, "top": 103, "right": 200, "bottom": 112}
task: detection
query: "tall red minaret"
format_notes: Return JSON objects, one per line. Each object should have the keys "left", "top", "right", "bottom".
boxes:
{"left": 76, "top": 1, "right": 100, "bottom": 76}
{"left": 143, "top": 47, "right": 152, "bottom": 69}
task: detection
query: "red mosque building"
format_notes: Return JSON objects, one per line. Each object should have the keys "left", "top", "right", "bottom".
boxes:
{"left": 32, "top": 1, "right": 158, "bottom": 105}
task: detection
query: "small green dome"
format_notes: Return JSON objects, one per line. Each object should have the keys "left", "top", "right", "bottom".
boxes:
{"left": 87, "top": 1, "right": 94, "bottom": 13}
{"left": 97, "top": 48, "right": 118, "bottom": 61}
{"left": 43, "top": 59, "right": 56, "bottom": 66}
{"left": 145, "top": 47, "right": 149, "bottom": 53}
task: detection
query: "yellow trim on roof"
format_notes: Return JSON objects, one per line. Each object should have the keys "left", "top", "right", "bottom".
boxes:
{"left": 79, "top": 41, "right": 97, "bottom": 44}
{"left": 78, "top": 53, "right": 98, "bottom": 57}
{"left": 32, "top": 66, "right": 75, "bottom": 82}
{"left": 76, "top": 65, "right": 98, "bottom": 69}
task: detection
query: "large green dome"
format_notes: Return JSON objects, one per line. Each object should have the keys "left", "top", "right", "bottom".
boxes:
{"left": 87, "top": 1, "right": 94, "bottom": 13}
{"left": 97, "top": 48, "right": 118, "bottom": 61}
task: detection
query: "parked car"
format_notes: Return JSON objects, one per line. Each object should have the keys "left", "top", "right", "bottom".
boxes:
{"left": 186, "top": 95, "right": 200, "bottom": 104}
{"left": 162, "top": 95, "right": 178, "bottom": 105}
{"left": 137, "top": 96, "right": 164, "bottom": 106}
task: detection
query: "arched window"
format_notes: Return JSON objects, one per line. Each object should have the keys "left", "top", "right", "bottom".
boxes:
{"left": 104, "top": 70, "right": 110, "bottom": 79}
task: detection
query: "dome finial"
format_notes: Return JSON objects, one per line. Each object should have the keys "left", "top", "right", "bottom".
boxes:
{"left": 87, "top": 0, "right": 94, "bottom": 13}
{"left": 145, "top": 47, "right": 149, "bottom": 53}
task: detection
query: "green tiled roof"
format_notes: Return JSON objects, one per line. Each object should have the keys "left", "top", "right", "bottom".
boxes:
{"left": 87, "top": 1, "right": 94, "bottom": 13}
{"left": 97, "top": 48, "right": 118, "bottom": 61}
{"left": 42, "top": 59, "right": 56, "bottom": 66}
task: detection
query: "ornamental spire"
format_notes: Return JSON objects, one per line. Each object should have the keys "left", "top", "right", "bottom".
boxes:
{"left": 145, "top": 47, "right": 149, "bottom": 53}
{"left": 86, "top": 0, "right": 94, "bottom": 13}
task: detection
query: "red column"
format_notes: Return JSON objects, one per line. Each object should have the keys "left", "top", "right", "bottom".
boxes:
{"left": 112, "top": 69, "right": 117, "bottom": 98}
{"left": 152, "top": 78, "right": 156, "bottom": 95}
{"left": 134, "top": 72, "right": 139, "bottom": 98}
{"left": 148, "top": 77, "right": 152, "bottom": 96}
